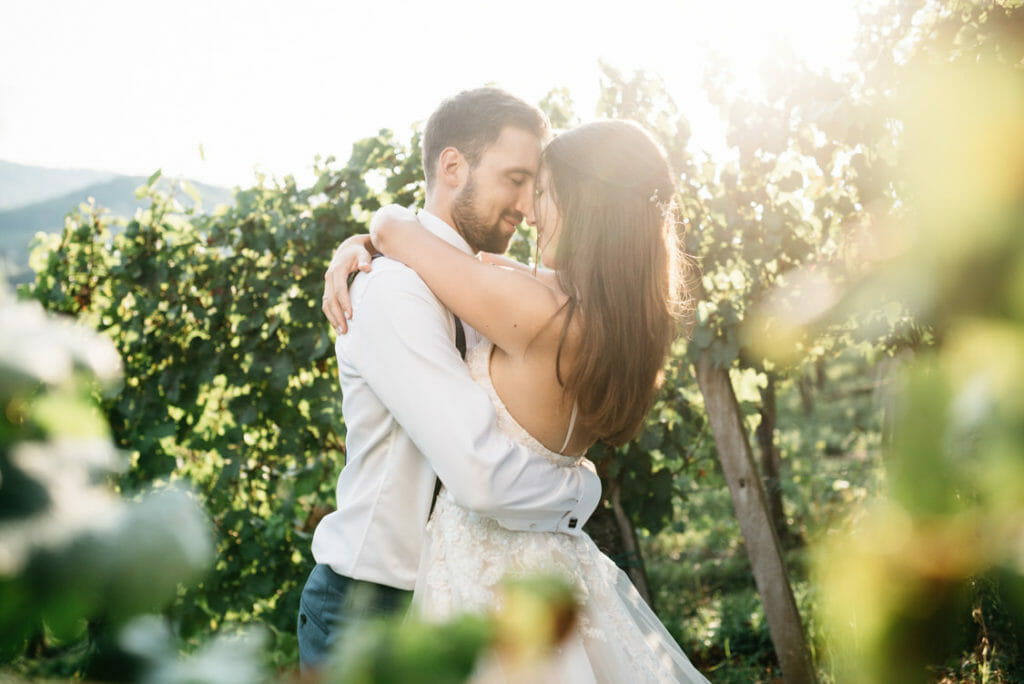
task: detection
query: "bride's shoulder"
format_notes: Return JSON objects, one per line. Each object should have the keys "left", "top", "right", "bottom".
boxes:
{"left": 526, "top": 296, "right": 584, "bottom": 357}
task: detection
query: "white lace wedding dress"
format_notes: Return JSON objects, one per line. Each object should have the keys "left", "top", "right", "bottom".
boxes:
{"left": 413, "top": 343, "right": 710, "bottom": 683}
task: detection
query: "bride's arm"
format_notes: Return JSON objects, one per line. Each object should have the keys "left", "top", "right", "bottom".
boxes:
{"left": 370, "top": 205, "right": 566, "bottom": 357}
{"left": 479, "top": 252, "right": 561, "bottom": 290}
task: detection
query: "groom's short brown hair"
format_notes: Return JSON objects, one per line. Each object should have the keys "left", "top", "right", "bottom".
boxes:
{"left": 422, "top": 87, "right": 549, "bottom": 189}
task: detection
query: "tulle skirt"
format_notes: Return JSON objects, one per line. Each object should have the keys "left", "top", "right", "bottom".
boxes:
{"left": 413, "top": 492, "right": 710, "bottom": 683}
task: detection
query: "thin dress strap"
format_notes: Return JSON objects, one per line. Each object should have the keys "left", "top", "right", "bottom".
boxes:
{"left": 559, "top": 402, "right": 579, "bottom": 454}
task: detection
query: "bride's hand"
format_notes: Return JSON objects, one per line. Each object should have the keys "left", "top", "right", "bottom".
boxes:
{"left": 369, "top": 204, "right": 419, "bottom": 253}
{"left": 322, "top": 233, "right": 375, "bottom": 334}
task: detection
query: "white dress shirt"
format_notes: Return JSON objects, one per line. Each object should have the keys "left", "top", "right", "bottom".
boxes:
{"left": 311, "top": 210, "right": 602, "bottom": 590}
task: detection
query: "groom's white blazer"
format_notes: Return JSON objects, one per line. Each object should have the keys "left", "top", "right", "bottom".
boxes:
{"left": 311, "top": 210, "right": 602, "bottom": 591}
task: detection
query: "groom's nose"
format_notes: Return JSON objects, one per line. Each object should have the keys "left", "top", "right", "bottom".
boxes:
{"left": 518, "top": 183, "right": 536, "bottom": 226}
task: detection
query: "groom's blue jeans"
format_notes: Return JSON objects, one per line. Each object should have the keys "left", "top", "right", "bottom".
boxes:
{"left": 297, "top": 564, "right": 412, "bottom": 671}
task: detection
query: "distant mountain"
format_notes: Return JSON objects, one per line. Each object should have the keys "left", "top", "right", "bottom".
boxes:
{"left": 0, "top": 160, "right": 118, "bottom": 211}
{"left": 0, "top": 162, "right": 233, "bottom": 285}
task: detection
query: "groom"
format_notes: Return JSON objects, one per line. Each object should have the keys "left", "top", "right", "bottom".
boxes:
{"left": 299, "top": 87, "right": 602, "bottom": 669}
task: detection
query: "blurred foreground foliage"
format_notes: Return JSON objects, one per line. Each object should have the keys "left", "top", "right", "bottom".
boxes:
{"left": 0, "top": 282, "right": 269, "bottom": 682}
{"left": 809, "top": 1, "right": 1024, "bottom": 681}
{"left": 326, "top": 574, "right": 578, "bottom": 684}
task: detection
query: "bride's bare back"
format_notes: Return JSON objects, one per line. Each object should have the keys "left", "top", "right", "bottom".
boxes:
{"left": 488, "top": 309, "right": 592, "bottom": 456}
{"left": 369, "top": 206, "right": 594, "bottom": 456}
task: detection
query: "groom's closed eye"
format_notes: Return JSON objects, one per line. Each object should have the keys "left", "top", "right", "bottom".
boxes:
{"left": 504, "top": 168, "right": 534, "bottom": 187}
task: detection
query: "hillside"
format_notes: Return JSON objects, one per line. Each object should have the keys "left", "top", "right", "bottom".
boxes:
{"left": 0, "top": 166, "right": 232, "bottom": 284}
{"left": 0, "top": 160, "right": 117, "bottom": 211}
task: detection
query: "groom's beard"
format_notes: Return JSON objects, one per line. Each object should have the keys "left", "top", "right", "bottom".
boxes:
{"left": 452, "top": 176, "right": 521, "bottom": 254}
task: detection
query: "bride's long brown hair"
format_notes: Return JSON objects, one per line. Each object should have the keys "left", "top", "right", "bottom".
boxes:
{"left": 542, "top": 120, "right": 687, "bottom": 446}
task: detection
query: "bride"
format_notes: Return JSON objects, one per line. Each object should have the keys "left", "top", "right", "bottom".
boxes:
{"left": 344, "top": 119, "right": 707, "bottom": 683}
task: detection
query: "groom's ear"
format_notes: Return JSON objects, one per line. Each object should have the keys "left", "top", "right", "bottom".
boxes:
{"left": 438, "top": 146, "right": 469, "bottom": 189}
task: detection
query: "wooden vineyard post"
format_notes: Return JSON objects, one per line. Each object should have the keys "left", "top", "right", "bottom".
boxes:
{"left": 694, "top": 351, "right": 817, "bottom": 684}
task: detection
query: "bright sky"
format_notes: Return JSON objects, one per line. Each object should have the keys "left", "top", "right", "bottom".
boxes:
{"left": 0, "top": 0, "right": 863, "bottom": 189}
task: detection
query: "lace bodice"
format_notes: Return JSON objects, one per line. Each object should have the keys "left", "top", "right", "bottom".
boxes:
{"left": 465, "top": 342, "right": 580, "bottom": 468}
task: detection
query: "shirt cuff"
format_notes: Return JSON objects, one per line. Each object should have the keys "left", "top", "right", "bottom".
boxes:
{"left": 555, "top": 459, "right": 602, "bottom": 535}
{"left": 491, "top": 460, "right": 603, "bottom": 536}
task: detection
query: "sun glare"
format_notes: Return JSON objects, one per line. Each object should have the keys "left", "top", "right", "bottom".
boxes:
{"left": 597, "top": 0, "right": 866, "bottom": 157}
{"left": 687, "top": 0, "right": 862, "bottom": 91}
{"left": 1, "top": 0, "right": 869, "bottom": 187}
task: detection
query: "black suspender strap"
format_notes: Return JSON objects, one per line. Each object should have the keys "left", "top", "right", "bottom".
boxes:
{"left": 452, "top": 312, "right": 467, "bottom": 359}
{"left": 429, "top": 477, "right": 444, "bottom": 517}
{"left": 429, "top": 312, "right": 467, "bottom": 518}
